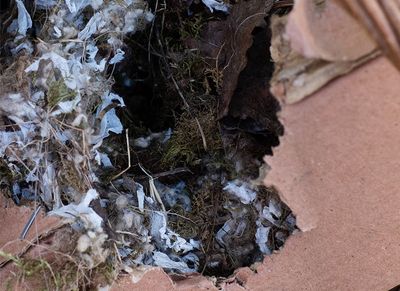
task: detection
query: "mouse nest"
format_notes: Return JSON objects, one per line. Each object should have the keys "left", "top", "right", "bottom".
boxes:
{"left": 0, "top": 0, "right": 296, "bottom": 287}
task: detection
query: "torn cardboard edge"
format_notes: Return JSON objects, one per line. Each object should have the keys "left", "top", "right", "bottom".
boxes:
{"left": 258, "top": 57, "right": 400, "bottom": 290}
{"left": 286, "top": 0, "right": 376, "bottom": 62}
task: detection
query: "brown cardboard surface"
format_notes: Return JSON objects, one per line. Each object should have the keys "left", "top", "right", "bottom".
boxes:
{"left": 0, "top": 196, "right": 63, "bottom": 265}
{"left": 0, "top": 197, "right": 64, "bottom": 290}
{"left": 254, "top": 56, "right": 400, "bottom": 290}
{"left": 286, "top": 0, "right": 376, "bottom": 62}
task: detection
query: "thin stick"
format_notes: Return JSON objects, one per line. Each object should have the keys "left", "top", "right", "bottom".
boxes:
{"left": 115, "top": 230, "right": 140, "bottom": 237}
{"left": 171, "top": 74, "right": 190, "bottom": 109}
{"left": 138, "top": 164, "right": 166, "bottom": 212}
{"left": 135, "top": 167, "right": 192, "bottom": 180}
{"left": 20, "top": 205, "right": 42, "bottom": 239}
{"left": 7, "top": 147, "right": 32, "bottom": 173}
{"left": 128, "top": 205, "right": 196, "bottom": 224}
{"left": 194, "top": 117, "right": 207, "bottom": 151}
{"left": 170, "top": 75, "right": 208, "bottom": 150}
{"left": 149, "top": 178, "right": 166, "bottom": 212}
{"left": 111, "top": 129, "right": 131, "bottom": 180}
{"left": 148, "top": 0, "right": 159, "bottom": 62}
{"left": 113, "top": 242, "right": 122, "bottom": 264}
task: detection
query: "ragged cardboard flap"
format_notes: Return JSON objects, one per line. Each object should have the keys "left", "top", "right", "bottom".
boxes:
{"left": 256, "top": 57, "right": 400, "bottom": 290}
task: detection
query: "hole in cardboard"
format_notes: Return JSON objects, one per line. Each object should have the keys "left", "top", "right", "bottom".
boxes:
{"left": 107, "top": 10, "right": 296, "bottom": 278}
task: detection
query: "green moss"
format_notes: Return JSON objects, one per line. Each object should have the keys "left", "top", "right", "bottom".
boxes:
{"left": 47, "top": 79, "right": 76, "bottom": 108}
{"left": 0, "top": 251, "right": 88, "bottom": 290}
{"left": 0, "top": 251, "right": 57, "bottom": 287}
{"left": 180, "top": 15, "right": 207, "bottom": 40}
{"left": 94, "top": 261, "right": 118, "bottom": 284}
{"left": 162, "top": 97, "right": 223, "bottom": 167}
